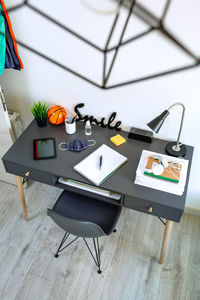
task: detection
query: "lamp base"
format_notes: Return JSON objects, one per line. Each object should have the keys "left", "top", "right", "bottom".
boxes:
{"left": 165, "top": 142, "right": 186, "bottom": 157}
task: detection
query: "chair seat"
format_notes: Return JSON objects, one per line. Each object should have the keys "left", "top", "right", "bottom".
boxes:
{"left": 52, "top": 190, "right": 121, "bottom": 235}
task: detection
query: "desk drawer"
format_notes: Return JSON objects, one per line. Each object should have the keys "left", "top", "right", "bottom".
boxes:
{"left": 4, "top": 161, "right": 52, "bottom": 185}
{"left": 123, "top": 195, "right": 182, "bottom": 222}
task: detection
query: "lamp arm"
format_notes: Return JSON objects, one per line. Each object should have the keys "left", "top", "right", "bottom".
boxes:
{"left": 167, "top": 102, "right": 185, "bottom": 150}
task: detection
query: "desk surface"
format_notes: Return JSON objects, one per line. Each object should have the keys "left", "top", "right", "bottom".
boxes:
{"left": 3, "top": 120, "right": 194, "bottom": 222}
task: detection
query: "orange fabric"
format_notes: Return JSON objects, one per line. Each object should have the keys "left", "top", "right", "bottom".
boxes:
{"left": 0, "top": 0, "right": 23, "bottom": 69}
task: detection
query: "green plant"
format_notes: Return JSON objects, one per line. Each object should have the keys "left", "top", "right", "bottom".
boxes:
{"left": 30, "top": 101, "right": 48, "bottom": 120}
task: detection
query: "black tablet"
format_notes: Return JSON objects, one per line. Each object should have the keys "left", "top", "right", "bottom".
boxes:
{"left": 33, "top": 138, "right": 56, "bottom": 160}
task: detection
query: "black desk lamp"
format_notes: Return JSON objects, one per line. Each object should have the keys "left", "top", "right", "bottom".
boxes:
{"left": 147, "top": 102, "right": 187, "bottom": 157}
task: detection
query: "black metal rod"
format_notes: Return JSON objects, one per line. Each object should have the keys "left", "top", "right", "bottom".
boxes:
{"left": 162, "top": 0, "right": 172, "bottom": 21}
{"left": 3, "top": 1, "right": 200, "bottom": 89}
{"left": 96, "top": 238, "right": 101, "bottom": 266}
{"left": 106, "top": 27, "right": 154, "bottom": 52}
{"left": 83, "top": 238, "right": 99, "bottom": 267}
{"left": 6, "top": 3, "right": 25, "bottom": 13}
{"left": 102, "top": 0, "right": 123, "bottom": 85}
{"left": 123, "top": 1, "right": 160, "bottom": 28}
{"left": 133, "top": 9, "right": 157, "bottom": 28}
{"left": 15, "top": 39, "right": 103, "bottom": 89}
{"left": 0, "top": 29, "right": 103, "bottom": 89}
{"left": 93, "top": 238, "right": 99, "bottom": 265}
{"left": 55, "top": 232, "right": 69, "bottom": 255}
{"left": 104, "top": 12, "right": 119, "bottom": 50}
{"left": 104, "top": 0, "right": 136, "bottom": 85}
{"left": 104, "top": 0, "right": 122, "bottom": 51}
{"left": 93, "top": 238, "right": 100, "bottom": 266}
{"left": 157, "top": 217, "right": 166, "bottom": 226}
{"left": 26, "top": 3, "right": 103, "bottom": 53}
{"left": 105, "top": 62, "right": 200, "bottom": 89}
{"left": 135, "top": 2, "right": 160, "bottom": 26}
{"left": 160, "top": 26, "right": 198, "bottom": 61}
{"left": 1, "top": 29, "right": 199, "bottom": 90}
{"left": 103, "top": 52, "right": 107, "bottom": 86}
{"left": 104, "top": 13, "right": 119, "bottom": 51}
{"left": 59, "top": 236, "right": 79, "bottom": 253}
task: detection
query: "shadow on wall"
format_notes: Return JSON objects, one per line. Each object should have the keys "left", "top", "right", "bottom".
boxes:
{"left": 1, "top": 70, "right": 33, "bottom": 129}
{"left": 7, "top": 93, "right": 33, "bottom": 129}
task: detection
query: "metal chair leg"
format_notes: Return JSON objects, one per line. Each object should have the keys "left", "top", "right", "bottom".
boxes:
{"left": 93, "top": 238, "right": 102, "bottom": 274}
{"left": 55, "top": 232, "right": 69, "bottom": 257}
{"left": 55, "top": 234, "right": 102, "bottom": 274}
{"left": 55, "top": 232, "right": 79, "bottom": 257}
{"left": 83, "top": 237, "right": 102, "bottom": 274}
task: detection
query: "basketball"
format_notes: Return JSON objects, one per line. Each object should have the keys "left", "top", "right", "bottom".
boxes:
{"left": 47, "top": 105, "right": 67, "bottom": 125}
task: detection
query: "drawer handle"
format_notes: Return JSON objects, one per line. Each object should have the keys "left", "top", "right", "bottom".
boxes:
{"left": 148, "top": 207, "right": 153, "bottom": 213}
{"left": 25, "top": 171, "right": 30, "bottom": 177}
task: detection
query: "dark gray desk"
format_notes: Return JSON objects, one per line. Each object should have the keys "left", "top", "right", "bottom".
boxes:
{"left": 2, "top": 120, "right": 194, "bottom": 263}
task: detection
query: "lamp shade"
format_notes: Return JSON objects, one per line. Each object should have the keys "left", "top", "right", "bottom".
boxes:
{"left": 147, "top": 110, "right": 170, "bottom": 133}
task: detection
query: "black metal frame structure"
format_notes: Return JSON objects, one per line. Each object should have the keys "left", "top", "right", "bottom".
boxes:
{"left": 1, "top": 0, "right": 200, "bottom": 89}
{"left": 54, "top": 232, "right": 102, "bottom": 274}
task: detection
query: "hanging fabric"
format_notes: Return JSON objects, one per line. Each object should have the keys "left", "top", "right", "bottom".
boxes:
{"left": 0, "top": 0, "right": 23, "bottom": 71}
{"left": 0, "top": 7, "right": 6, "bottom": 75}
{"left": 3, "top": 10, "right": 23, "bottom": 70}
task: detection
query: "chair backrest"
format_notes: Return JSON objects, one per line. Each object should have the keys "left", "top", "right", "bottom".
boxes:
{"left": 47, "top": 209, "right": 106, "bottom": 238}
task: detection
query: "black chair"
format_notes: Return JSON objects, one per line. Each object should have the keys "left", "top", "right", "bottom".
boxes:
{"left": 47, "top": 190, "right": 121, "bottom": 273}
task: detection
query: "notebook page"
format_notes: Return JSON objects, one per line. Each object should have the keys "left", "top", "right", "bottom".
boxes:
{"left": 74, "top": 144, "right": 127, "bottom": 186}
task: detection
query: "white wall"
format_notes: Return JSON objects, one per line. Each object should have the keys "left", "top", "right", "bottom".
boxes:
{"left": 1, "top": 0, "right": 200, "bottom": 212}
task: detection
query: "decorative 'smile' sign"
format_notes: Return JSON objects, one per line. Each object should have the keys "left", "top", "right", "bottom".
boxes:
{"left": 74, "top": 103, "right": 122, "bottom": 131}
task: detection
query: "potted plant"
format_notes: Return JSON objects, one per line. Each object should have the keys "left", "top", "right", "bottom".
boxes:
{"left": 30, "top": 101, "right": 48, "bottom": 127}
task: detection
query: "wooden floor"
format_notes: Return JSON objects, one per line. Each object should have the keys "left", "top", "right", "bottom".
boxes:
{"left": 0, "top": 180, "right": 200, "bottom": 300}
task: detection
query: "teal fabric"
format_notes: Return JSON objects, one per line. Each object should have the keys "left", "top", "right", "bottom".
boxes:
{"left": 0, "top": 7, "right": 6, "bottom": 75}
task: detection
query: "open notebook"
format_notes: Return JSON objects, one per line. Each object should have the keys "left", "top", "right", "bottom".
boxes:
{"left": 74, "top": 144, "right": 128, "bottom": 186}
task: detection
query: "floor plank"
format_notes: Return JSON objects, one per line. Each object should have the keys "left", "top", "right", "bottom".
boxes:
{"left": 157, "top": 229, "right": 192, "bottom": 300}
{"left": 0, "top": 182, "right": 61, "bottom": 251}
{"left": 0, "top": 244, "right": 36, "bottom": 300}
{"left": 100, "top": 238, "right": 141, "bottom": 300}
{"left": 185, "top": 289, "right": 200, "bottom": 300}
{"left": 29, "top": 224, "right": 88, "bottom": 283}
{"left": 68, "top": 214, "right": 125, "bottom": 300}
{"left": 118, "top": 208, "right": 148, "bottom": 245}
{"left": 0, "top": 180, "right": 200, "bottom": 300}
{"left": 14, "top": 274, "right": 52, "bottom": 300}
{"left": 186, "top": 216, "right": 200, "bottom": 292}
{"left": 131, "top": 216, "right": 164, "bottom": 300}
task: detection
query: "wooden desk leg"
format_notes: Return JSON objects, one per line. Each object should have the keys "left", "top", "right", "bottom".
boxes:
{"left": 159, "top": 220, "right": 173, "bottom": 264}
{"left": 15, "top": 176, "right": 28, "bottom": 221}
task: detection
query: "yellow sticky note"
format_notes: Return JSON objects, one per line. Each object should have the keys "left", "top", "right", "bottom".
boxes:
{"left": 110, "top": 134, "right": 126, "bottom": 146}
